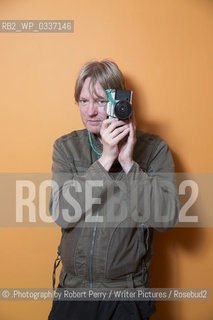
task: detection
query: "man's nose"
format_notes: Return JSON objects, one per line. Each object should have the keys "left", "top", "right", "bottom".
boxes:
{"left": 87, "top": 101, "right": 98, "bottom": 116}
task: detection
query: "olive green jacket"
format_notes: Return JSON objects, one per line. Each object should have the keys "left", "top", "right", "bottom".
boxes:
{"left": 49, "top": 129, "right": 179, "bottom": 289}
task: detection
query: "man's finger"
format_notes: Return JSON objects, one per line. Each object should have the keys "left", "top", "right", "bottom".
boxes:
{"left": 107, "top": 119, "right": 129, "bottom": 133}
{"left": 110, "top": 124, "right": 129, "bottom": 138}
{"left": 113, "top": 127, "right": 130, "bottom": 144}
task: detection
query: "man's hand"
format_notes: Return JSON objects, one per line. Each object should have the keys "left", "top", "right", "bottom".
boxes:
{"left": 118, "top": 116, "right": 136, "bottom": 173}
{"left": 98, "top": 118, "right": 130, "bottom": 172}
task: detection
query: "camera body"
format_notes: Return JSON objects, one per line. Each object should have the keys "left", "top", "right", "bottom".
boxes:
{"left": 105, "top": 89, "right": 133, "bottom": 120}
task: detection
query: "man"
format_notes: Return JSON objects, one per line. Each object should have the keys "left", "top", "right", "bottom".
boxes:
{"left": 48, "top": 60, "right": 179, "bottom": 319}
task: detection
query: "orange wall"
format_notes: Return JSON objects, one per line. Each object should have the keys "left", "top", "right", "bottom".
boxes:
{"left": 0, "top": 0, "right": 212, "bottom": 319}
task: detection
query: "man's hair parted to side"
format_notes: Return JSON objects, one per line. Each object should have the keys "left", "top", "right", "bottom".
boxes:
{"left": 74, "top": 59, "right": 125, "bottom": 102}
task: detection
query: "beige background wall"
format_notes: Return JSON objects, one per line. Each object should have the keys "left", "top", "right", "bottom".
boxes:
{"left": 0, "top": 0, "right": 212, "bottom": 319}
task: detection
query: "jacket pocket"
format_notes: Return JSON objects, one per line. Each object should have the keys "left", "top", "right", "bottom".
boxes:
{"left": 59, "top": 268, "right": 67, "bottom": 287}
{"left": 139, "top": 223, "right": 152, "bottom": 286}
{"left": 60, "top": 227, "right": 80, "bottom": 274}
{"left": 105, "top": 218, "right": 148, "bottom": 279}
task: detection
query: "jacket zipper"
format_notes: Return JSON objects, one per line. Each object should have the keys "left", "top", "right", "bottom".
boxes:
{"left": 140, "top": 223, "right": 149, "bottom": 251}
{"left": 140, "top": 223, "right": 150, "bottom": 285}
{"left": 89, "top": 211, "right": 99, "bottom": 289}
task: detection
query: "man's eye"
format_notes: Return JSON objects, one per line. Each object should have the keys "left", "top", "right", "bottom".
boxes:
{"left": 80, "top": 99, "right": 88, "bottom": 104}
{"left": 98, "top": 100, "right": 107, "bottom": 105}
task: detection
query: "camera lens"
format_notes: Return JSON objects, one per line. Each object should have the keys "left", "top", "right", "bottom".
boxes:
{"left": 114, "top": 100, "right": 133, "bottom": 120}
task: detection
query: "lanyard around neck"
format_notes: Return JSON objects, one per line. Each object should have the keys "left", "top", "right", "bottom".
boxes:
{"left": 88, "top": 131, "right": 102, "bottom": 157}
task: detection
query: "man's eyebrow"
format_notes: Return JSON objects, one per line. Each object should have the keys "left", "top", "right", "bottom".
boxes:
{"left": 93, "top": 95, "right": 107, "bottom": 100}
{"left": 79, "top": 96, "right": 89, "bottom": 100}
{"left": 79, "top": 95, "right": 107, "bottom": 100}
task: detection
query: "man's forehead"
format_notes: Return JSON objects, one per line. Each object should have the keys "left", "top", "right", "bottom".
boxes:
{"left": 80, "top": 78, "right": 106, "bottom": 99}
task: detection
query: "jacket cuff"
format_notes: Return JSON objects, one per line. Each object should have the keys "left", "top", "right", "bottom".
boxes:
{"left": 123, "top": 161, "right": 148, "bottom": 180}
{"left": 88, "top": 160, "right": 113, "bottom": 181}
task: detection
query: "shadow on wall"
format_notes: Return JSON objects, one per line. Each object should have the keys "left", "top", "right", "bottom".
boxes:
{"left": 150, "top": 227, "right": 204, "bottom": 319}
{"left": 125, "top": 76, "right": 173, "bottom": 137}
{"left": 150, "top": 152, "right": 205, "bottom": 319}
{"left": 125, "top": 77, "right": 205, "bottom": 319}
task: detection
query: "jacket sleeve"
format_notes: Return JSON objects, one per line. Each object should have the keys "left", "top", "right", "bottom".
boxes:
{"left": 123, "top": 139, "right": 180, "bottom": 231}
{"left": 49, "top": 139, "right": 114, "bottom": 229}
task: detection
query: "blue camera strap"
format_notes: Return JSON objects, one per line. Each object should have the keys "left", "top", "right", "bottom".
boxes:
{"left": 105, "top": 89, "right": 116, "bottom": 105}
{"left": 88, "top": 131, "right": 102, "bottom": 157}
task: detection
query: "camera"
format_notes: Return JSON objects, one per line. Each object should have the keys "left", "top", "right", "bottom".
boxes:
{"left": 105, "top": 89, "right": 133, "bottom": 120}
